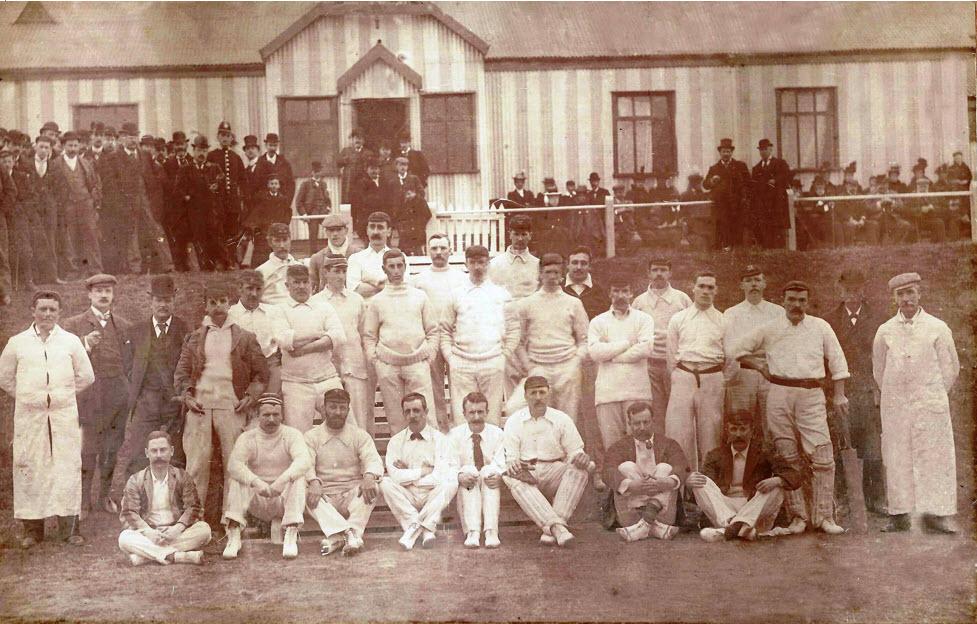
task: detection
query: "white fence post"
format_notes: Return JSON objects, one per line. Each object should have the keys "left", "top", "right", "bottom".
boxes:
{"left": 604, "top": 196, "right": 616, "bottom": 258}
{"left": 787, "top": 190, "right": 797, "bottom": 251}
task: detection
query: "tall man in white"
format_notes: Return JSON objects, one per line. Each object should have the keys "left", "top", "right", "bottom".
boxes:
{"left": 379, "top": 393, "right": 457, "bottom": 550}
{"left": 665, "top": 270, "right": 727, "bottom": 471}
{"left": 517, "top": 253, "right": 589, "bottom": 420}
{"left": 305, "top": 388, "right": 383, "bottom": 556}
{"left": 347, "top": 211, "right": 403, "bottom": 299}
{"left": 274, "top": 263, "right": 346, "bottom": 432}
{"left": 873, "top": 272, "right": 959, "bottom": 534}
{"left": 732, "top": 280, "right": 849, "bottom": 535}
{"left": 503, "top": 375, "right": 592, "bottom": 547}
{"left": 631, "top": 257, "right": 692, "bottom": 433}
{"left": 588, "top": 276, "right": 655, "bottom": 451}
{"left": 0, "top": 290, "right": 95, "bottom": 548}
{"left": 489, "top": 215, "right": 538, "bottom": 394}
{"left": 256, "top": 223, "right": 300, "bottom": 306}
{"left": 722, "top": 265, "right": 783, "bottom": 420}
{"left": 362, "top": 249, "right": 438, "bottom": 433}
{"left": 411, "top": 233, "right": 468, "bottom": 428}
{"left": 310, "top": 255, "right": 372, "bottom": 431}
{"left": 223, "top": 393, "right": 311, "bottom": 560}
{"left": 440, "top": 245, "right": 519, "bottom": 426}
{"left": 449, "top": 392, "right": 506, "bottom": 549}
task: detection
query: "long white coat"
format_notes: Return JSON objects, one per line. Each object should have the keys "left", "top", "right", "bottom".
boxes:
{"left": 0, "top": 325, "right": 95, "bottom": 519}
{"left": 872, "top": 309, "right": 959, "bottom": 515}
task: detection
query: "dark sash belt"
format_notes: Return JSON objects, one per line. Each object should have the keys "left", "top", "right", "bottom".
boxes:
{"left": 769, "top": 375, "right": 824, "bottom": 389}
{"left": 676, "top": 362, "right": 724, "bottom": 388}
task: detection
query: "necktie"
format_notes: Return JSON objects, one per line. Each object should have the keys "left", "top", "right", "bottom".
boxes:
{"left": 157, "top": 322, "right": 167, "bottom": 338}
{"left": 409, "top": 432, "right": 423, "bottom": 441}
{"left": 472, "top": 433, "right": 484, "bottom": 470}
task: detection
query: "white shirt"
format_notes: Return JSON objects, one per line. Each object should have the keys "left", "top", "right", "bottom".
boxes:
{"left": 448, "top": 422, "right": 506, "bottom": 474}
{"left": 731, "top": 314, "right": 850, "bottom": 381}
{"left": 256, "top": 253, "right": 299, "bottom": 306}
{"left": 227, "top": 302, "right": 283, "bottom": 358}
{"left": 35, "top": 158, "right": 47, "bottom": 177}
{"left": 153, "top": 316, "right": 172, "bottom": 338}
{"left": 146, "top": 469, "right": 176, "bottom": 527}
{"left": 265, "top": 153, "right": 277, "bottom": 165}
{"left": 666, "top": 305, "right": 726, "bottom": 368}
{"left": 631, "top": 285, "right": 693, "bottom": 360}
{"left": 503, "top": 406, "right": 584, "bottom": 463}
{"left": 723, "top": 299, "right": 783, "bottom": 375}
{"left": 384, "top": 425, "right": 452, "bottom": 489}
{"left": 565, "top": 274, "right": 593, "bottom": 296}
{"left": 346, "top": 245, "right": 395, "bottom": 296}
{"left": 488, "top": 247, "right": 539, "bottom": 301}
{"left": 63, "top": 153, "right": 78, "bottom": 171}
{"left": 274, "top": 297, "right": 346, "bottom": 384}
{"left": 440, "top": 278, "right": 516, "bottom": 362}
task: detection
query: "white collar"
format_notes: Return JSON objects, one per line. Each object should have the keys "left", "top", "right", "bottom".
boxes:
{"left": 150, "top": 468, "right": 169, "bottom": 485}
{"left": 634, "top": 434, "right": 655, "bottom": 450}
{"left": 506, "top": 246, "right": 532, "bottom": 261}
{"left": 267, "top": 253, "right": 296, "bottom": 267}
{"left": 90, "top": 306, "right": 111, "bottom": 321}
{"left": 265, "top": 153, "right": 277, "bottom": 164}
{"left": 63, "top": 153, "right": 78, "bottom": 164}
{"left": 565, "top": 274, "right": 593, "bottom": 288}
{"left": 731, "top": 443, "right": 750, "bottom": 458}
{"left": 154, "top": 316, "right": 172, "bottom": 326}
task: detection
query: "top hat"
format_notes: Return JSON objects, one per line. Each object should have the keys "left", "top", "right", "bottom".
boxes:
{"left": 264, "top": 133, "right": 279, "bottom": 143}
{"left": 717, "top": 138, "right": 735, "bottom": 150}
{"left": 120, "top": 122, "right": 139, "bottom": 136}
{"left": 243, "top": 135, "right": 259, "bottom": 149}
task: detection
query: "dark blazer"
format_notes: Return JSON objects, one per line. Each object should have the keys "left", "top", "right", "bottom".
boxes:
{"left": 585, "top": 186, "right": 611, "bottom": 205}
{"left": 206, "top": 147, "right": 245, "bottom": 197}
{"left": 295, "top": 178, "right": 331, "bottom": 216}
{"left": 128, "top": 315, "right": 190, "bottom": 409}
{"left": 61, "top": 308, "right": 135, "bottom": 377}
{"left": 383, "top": 173, "right": 422, "bottom": 220}
{"left": 101, "top": 147, "right": 152, "bottom": 208}
{"left": 337, "top": 146, "right": 375, "bottom": 200}
{"left": 174, "top": 161, "right": 223, "bottom": 211}
{"left": 602, "top": 433, "right": 690, "bottom": 529}
{"left": 174, "top": 323, "right": 268, "bottom": 402}
{"left": 563, "top": 282, "right": 610, "bottom": 321}
{"left": 824, "top": 301, "right": 884, "bottom": 383}
{"left": 750, "top": 157, "right": 792, "bottom": 229}
{"left": 401, "top": 148, "right": 430, "bottom": 186}
{"left": 120, "top": 464, "right": 203, "bottom": 530}
{"left": 14, "top": 156, "right": 57, "bottom": 218}
{"left": 0, "top": 166, "right": 17, "bottom": 217}
{"left": 506, "top": 188, "right": 536, "bottom": 207}
{"left": 701, "top": 443, "right": 803, "bottom": 500}
{"left": 243, "top": 190, "right": 291, "bottom": 228}
{"left": 48, "top": 154, "right": 101, "bottom": 208}
{"left": 254, "top": 153, "right": 296, "bottom": 205}
{"left": 703, "top": 159, "right": 750, "bottom": 211}
{"left": 354, "top": 175, "right": 386, "bottom": 214}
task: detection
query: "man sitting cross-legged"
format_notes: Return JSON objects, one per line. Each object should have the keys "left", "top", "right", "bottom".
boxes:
{"left": 223, "top": 393, "right": 311, "bottom": 560}
{"left": 118, "top": 431, "right": 212, "bottom": 566}
{"left": 502, "top": 375, "right": 593, "bottom": 547}
{"left": 687, "top": 410, "right": 803, "bottom": 542}
{"left": 378, "top": 393, "right": 458, "bottom": 551}
{"left": 448, "top": 392, "right": 506, "bottom": 549}
{"left": 305, "top": 388, "right": 383, "bottom": 557}
{"left": 604, "top": 401, "right": 689, "bottom": 542}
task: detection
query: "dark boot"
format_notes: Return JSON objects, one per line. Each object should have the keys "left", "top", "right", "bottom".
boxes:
{"left": 881, "top": 513, "right": 911, "bottom": 533}
{"left": 57, "top": 516, "right": 85, "bottom": 545}
{"left": 20, "top": 519, "right": 45, "bottom": 549}
{"left": 922, "top": 514, "right": 957, "bottom": 534}
{"left": 862, "top": 460, "right": 886, "bottom": 513}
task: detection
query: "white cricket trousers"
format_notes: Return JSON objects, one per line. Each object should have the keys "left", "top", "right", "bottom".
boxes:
{"left": 282, "top": 377, "right": 344, "bottom": 432}
{"left": 375, "top": 360, "right": 436, "bottom": 434}
{"left": 456, "top": 465, "right": 503, "bottom": 534}
{"left": 308, "top": 484, "right": 376, "bottom": 539}
{"left": 665, "top": 368, "right": 724, "bottom": 471}
{"left": 528, "top": 358, "right": 582, "bottom": 422}
{"left": 596, "top": 400, "right": 643, "bottom": 451}
{"left": 118, "top": 521, "right": 212, "bottom": 564}
{"left": 613, "top": 461, "right": 679, "bottom": 526}
{"left": 502, "top": 461, "right": 588, "bottom": 531}
{"left": 692, "top": 477, "right": 784, "bottom": 533}
{"left": 223, "top": 478, "right": 307, "bottom": 528}
{"left": 183, "top": 407, "right": 245, "bottom": 515}
{"left": 447, "top": 354, "right": 506, "bottom": 426}
{"left": 343, "top": 374, "right": 375, "bottom": 433}
{"left": 378, "top": 479, "right": 458, "bottom": 532}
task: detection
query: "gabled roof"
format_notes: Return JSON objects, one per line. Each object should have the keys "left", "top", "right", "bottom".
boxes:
{"left": 260, "top": 1, "right": 489, "bottom": 60}
{"left": 336, "top": 41, "right": 423, "bottom": 92}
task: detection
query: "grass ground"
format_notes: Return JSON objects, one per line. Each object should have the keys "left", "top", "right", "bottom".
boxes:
{"left": 0, "top": 241, "right": 974, "bottom": 623}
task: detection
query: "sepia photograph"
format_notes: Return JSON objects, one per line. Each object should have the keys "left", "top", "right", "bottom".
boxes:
{"left": 0, "top": 1, "right": 974, "bottom": 622}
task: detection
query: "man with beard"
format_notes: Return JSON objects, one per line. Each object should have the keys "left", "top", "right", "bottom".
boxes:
{"left": 379, "top": 393, "right": 457, "bottom": 550}
{"left": 174, "top": 135, "right": 229, "bottom": 271}
{"left": 107, "top": 276, "right": 191, "bottom": 509}
{"left": 689, "top": 410, "right": 802, "bottom": 542}
{"left": 117, "top": 431, "right": 211, "bottom": 566}
{"left": 732, "top": 281, "right": 849, "bottom": 536}
{"left": 305, "top": 388, "right": 383, "bottom": 556}
{"left": 873, "top": 273, "right": 960, "bottom": 534}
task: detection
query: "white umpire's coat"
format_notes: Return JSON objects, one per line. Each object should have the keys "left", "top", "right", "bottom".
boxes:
{"left": 872, "top": 309, "right": 959, "bottom": 516}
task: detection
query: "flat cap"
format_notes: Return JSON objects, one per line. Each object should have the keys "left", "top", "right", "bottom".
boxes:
{"left": 322, "top": 214, "right": 346, "bottom": 228}
{"left": 85, "top": 273, "right": 118, "bottom": 288}
{"left": 267, "top": 222, "right": 291, "bottom": 238}
{"left": 782, "top": 280, "right": 811, "bottom": 294}
{"left": 508, "top": 214, "right": 532, "bottom": 231}
{"left": 323, "top": 388, "right": 351, "bottom": 403}
{"left": 740, "top": 264, "right": 763, "bottom": 280}
{"left": 524, "top": 375, "right": 550, "bottom": 390}
{"left": 887, "top": 272, "right": 921, "bottom": 291}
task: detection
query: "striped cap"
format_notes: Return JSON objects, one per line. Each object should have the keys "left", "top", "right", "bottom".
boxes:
{"left": 257, "top": 392, "right": 283, "bottom": 407}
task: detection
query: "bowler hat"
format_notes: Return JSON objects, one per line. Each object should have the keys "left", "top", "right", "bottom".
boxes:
{"left": 120, "top": 122, "right": 139, "bottom": 136}
{"left": 757, "top": 138, "right": 774, "bottom": 149}
{"left": 40, "top": 121, "right": 60, "bottom": 134}
{"left": 91, "top": 122, "right": 106, "bottom": 135}
{"left": 171, "top": 131, "right": 187, "bottom": 144}
{"left": 310, "top": 160, "right": 322, "bottom": 172}
{"left": 264, "top": 133, "right": 279, "bottom": 143}
{"left": 148, "top": 274, "right": 176, "bottom": 297}
{"left": 139, "top": 134, "right": 154, "bottom": 146}
{"left": 105, "top": 126, "right": 118, "bottom": 138}
{"left": 588, "top": 172, "right": 601, "bottom": 181}
{"left": 192, "top": 135, "right": 209, "bottom": 149}
{"left": 243, "top": 135, "right": 259, "bottom": 149}
{"left": 61, "top": 131, "right": 79, "bottom": 143}
{"left": 717, "top": 138, "right": 735, "bottom": 150}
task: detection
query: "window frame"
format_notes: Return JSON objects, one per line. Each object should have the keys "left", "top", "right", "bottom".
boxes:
{"left": 420, "top": 91, "right": 479, "bottom": 175}
{"left": 276, "top": 95, "right": 340, "bottom": 176}
{"left": 72, "top": 103, "right": 139, "bottom": 133}
{"left": 775, "top": 87, "right": 839, "bottom": 173}
{"left": 611, "top": 91, "right": 677, "bottom": 179}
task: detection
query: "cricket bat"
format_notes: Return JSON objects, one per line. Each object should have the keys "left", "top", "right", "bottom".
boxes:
{"left": 838, "top": 413, "right": 868, "bottom": 534}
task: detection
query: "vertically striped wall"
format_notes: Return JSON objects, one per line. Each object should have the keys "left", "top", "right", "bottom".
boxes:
{"left": 486, "top": 52, "right": 974, "bottom": 199}
{"left": 0, "top": 75, "right": 265, "bottom": 141}
{"left": 263, "top": 12, "right": 489, "bottom": 210}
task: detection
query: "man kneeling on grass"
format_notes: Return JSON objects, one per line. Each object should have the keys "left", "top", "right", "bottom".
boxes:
{"left": 687, "top": 410, "right": 803, "bottom": 542}
{"left": 118, "top": 431, "right": 212, "bottom": 566}
{"left": 223, "top": 393, "right": 311, "bottom": 560}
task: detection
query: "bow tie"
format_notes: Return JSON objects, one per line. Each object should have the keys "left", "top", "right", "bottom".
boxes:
{"left": 409, "top": 432, "right": 423, "bottom": 441}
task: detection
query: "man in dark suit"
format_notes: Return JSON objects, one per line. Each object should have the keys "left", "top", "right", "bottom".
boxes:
{"left": 49, "top": 130, "right": 103, "bottom": 278}
{"left": 824, "top": 269, "right": 886, "bottom": 513}
{"left": 106, "top": 275, "right": 191, "bottom": 509}
{"left": 749, "top": 138, "right": 792, "bottom": 249}
{"left": 240, "top": 134, "right": 263, "bottom": 221}
{"left": 207, "top": 121, "right": 246, "bottom": 266}
{"left": 351, "top": 158, "right": 384, "bottom": 242}
{"left": 383, "top": 156, "right": 424, "bottom": 251}
{"left": 175, "top": 135, "right": 229, "bottom": 271}
{"left": 295, "top": 160, "right": 332, "bottom": 256}
{"left": 254, "top": 133, "right": 296, "bottom": 206}
{"left": 703, "top": 138, "right": 750, "bottom": 250}
{"left": 688, "top": 410, "right": 803, "bottom": 541}
{"left": 399, "top": 132, "right": 430, "bottom": 187}
{"left": 15, "top": 136, "right": 60, "bottom": 284}
{"left": 603, "top": 402, "right": 689, "bottom": 541}
{"left": 506, "top": 171, "right": 535, "bottom": 207}
{"left": 62, "top": 273, "right": 134, "bottom": 515}
{"left": 337, "top": 128, "right": 373, "bottom": 206}
{"left": 162, "top": 132, "right": 194, "bottom": 272}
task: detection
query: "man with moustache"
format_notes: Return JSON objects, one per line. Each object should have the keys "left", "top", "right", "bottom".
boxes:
{"left": 255, "top": 223, "right": 300, "bottom": 305}
{"left": 174, "top": 135, "right": 228, "bottom": 271}
{"left": 346, "top": 212, "right": 403, "bottom": 300}
{"left": 351, "top": 159, "right": 385, "bottom": 244}
{"left": 732, "top": 281, "right": 849, "bottom": 535}
{"left": 49, "top": 130, "right": 102, "bottom": 276}
{"left": 161, "top": 132, "right": 194, "bottom": 272}
{"left": 273, "top": 264, "right": 346, "bottom": 432}
{"left": 379, "top": 393, "right": 457, "bottom": 550}
{"left": 0, "top": 290, "right": 95, "bottom": 548}
{"left": 305, "top": 388, "right": 383, "bottom": 556}
{"left": 62, "top": 274, "right": 134, "bottom": 514}
{"left": 117, "top": 430, "right": 212, "bottom": 566}
{"left": 703, "top": 138, "right": 750, "bottom": 250}
{"left": 448, "top": 392, "right": 506, "bottom": 549}
{"left": 107, "top": 276, "right": 191, "bottom": 509}
{"left": 228, "top": 270, "right": 285, "bottom": 396}
{"left": 207, "top": 121, "right": 246, "bottom": 263}
{"left": 309, "top": 215, "right": 362, "bottom": 291}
